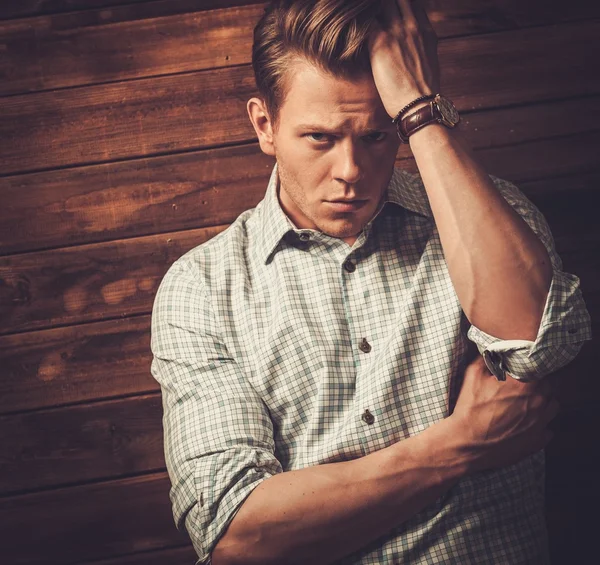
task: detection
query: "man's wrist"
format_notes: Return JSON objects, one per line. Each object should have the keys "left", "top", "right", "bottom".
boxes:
{"left": 388, "top": 416, "right": 473, "bottom": 490}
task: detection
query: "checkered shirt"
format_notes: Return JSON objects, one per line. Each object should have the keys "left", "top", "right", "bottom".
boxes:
{"left": 151, "top": 163, "right": 592, "bottom": 564}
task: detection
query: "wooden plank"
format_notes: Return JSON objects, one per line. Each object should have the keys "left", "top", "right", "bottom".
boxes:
{"left": 0, "top": 316, "right": 154, "bottom": 415}
{"left": 79, "top": 545, "right": 197, "bottom": 565}
{"left": 0, "top": 144, "right": 275, "bottom": 255}
{"left": 0, "top": 3, "right": 264, "bottom": 96}
{"left": 2, "top": 0, "right": 599, "bottom": 96}
{"left": 0, "top": 394, "right": 164, "bottom": 494}
{"left": 0, "top": 225, "right": 227, "bottom": 335}
{"left": 0, "top": 473, "right": 189, "bottom": 565}
{"left": 1, "top": 95, "right": 598, "bottom": 256}
{"left": 1, "top": 20, "right": 598, "bottom": 176}
{"left": 0, "top": 0, "right": 261, "bottom": 21}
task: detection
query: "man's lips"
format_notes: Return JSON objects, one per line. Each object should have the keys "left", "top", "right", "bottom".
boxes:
{"left": 325, "top": 199, "right": 367, "bottom": 211}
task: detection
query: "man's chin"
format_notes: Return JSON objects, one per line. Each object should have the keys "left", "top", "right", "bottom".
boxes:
{"left": 317, "top": 219, "right": 363, "bottom": 241}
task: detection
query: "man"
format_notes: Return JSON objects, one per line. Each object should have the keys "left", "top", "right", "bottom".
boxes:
{"left": 150, "top": 0, "right": 592, "bottom": 563}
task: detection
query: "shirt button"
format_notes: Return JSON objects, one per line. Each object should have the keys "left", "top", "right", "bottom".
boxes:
{"left": 343, "top": 259, "right": 356, "bottom": 273}
{"left": 298, "top": 232, "right": 310, "bottom": 241}
{"left": 359, "top": 338, "right": 372, "bottom": 353}
{"left": 361, "top": 409, "right": 375, "bottom": 425}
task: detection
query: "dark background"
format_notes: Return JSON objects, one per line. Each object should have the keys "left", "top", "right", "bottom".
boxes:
{"left": 0, "top": 1, "right": 599, "bottom": 563}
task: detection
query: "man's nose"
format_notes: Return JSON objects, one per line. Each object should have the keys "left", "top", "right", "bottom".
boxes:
{"left": 333, "top": 140, "right": 363, "bottom": 186}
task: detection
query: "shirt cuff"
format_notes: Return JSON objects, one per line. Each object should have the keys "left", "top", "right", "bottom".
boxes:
{"left": 467, "top": 269, "right": 593, "bottom": 382}
{"left": 188, "top": 447, "right": 281, "bottom": 564}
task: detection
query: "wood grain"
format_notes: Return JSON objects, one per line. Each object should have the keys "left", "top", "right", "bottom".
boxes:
{"left": 0, "top": 473, "right": 189, "bottom": 565}
{"left": 2, "top": 95, "right": 599, "bottom": 256}
{"left": 0, "top": 394, "right": 164, "bottom": 494}
{"left": 0, "top": 3, "right": 263, "bottom": 96}
{"left": 0, "top": 0, "right": 262, "bottom": 21}
{"left": 0, "top": 225, "right": 227, "bottom": 335}
{"left": 1, "top": 20, "right": 599, "bottom": 176}
{"left": 2, "top": 0, "right": 599, "bottom": 96}
{"left": 78, "top": 545, "right": 197, "bottom": 565}
{"left": 0, "top": 144, "right": 275, "bottom": 255}
{"left": 0, "top": 315, "right": 154, "bottom": 415}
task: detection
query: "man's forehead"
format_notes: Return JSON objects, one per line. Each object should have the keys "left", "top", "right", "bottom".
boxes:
{"left": 280, "top": 59, "right": 389, "bottom": 128}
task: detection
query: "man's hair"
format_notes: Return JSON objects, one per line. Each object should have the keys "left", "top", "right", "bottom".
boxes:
{"left": 252, "top": 0, "right": 384, "bottom": 126}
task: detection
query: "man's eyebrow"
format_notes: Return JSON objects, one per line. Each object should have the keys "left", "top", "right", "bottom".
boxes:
{"left": 295, "top": 123, "right": 391, "bottom": 132}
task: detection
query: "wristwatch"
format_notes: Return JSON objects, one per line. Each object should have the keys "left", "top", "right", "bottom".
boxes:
{"left": 397, "top": 94, "right": 460, "bottom": 143}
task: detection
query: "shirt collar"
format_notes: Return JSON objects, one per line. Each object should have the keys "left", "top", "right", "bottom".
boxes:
{"left": 255, "top": 162, "right": 432, "bottom": 264}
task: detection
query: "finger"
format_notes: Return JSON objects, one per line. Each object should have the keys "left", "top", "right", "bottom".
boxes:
{"left": 396, "top": 0, "right": 417, "bottom": 25}
{"left": 378, "top": 0, "right": 402, "bottom": 29}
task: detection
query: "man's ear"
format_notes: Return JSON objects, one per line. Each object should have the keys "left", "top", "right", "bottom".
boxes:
{"left": 247, "top": 97, "right": 276, "bottom": 156}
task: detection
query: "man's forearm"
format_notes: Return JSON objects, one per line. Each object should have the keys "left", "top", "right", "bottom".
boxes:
{"left": 408, "top": 118, "right": 553, "bottom": 341}
{"left": 212, "top": 416, "right": 469, "bottom": 565}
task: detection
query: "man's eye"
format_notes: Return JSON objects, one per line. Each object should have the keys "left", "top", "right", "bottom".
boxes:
{"left": 363, "top": 132, "right": 387, "bottom": 143}
{"left": 306, "top": 133, "right": 332, "bottom": 143}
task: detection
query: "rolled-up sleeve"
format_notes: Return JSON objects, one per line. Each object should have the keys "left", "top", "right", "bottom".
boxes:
{"left": 466, "top": 175, "right": 593, "bottom": 381}
{"left": 150, "top": 259, "right": 282, "bottom": 564}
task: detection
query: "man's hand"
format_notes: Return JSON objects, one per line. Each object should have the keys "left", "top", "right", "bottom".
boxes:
{"left": 449, "top": 355, "right": 560, "bottom": 473}
{"left": 368, "top": 0, "right": 441, "bottom": 117}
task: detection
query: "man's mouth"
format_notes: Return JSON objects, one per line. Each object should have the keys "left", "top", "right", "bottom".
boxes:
{"left": 325, "top": 199, "right": 367, "bottom": 212}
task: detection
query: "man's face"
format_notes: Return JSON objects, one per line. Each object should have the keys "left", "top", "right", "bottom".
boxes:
{"left": 266, "top": 60, "right": 400, "bottom": 245}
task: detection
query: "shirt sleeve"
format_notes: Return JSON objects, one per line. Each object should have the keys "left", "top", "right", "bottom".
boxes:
{"left": 150, "top": 258, "right": 282, "bottom": 564}
{"left": 466, "top": 174, "right": 593, "bottom": 382}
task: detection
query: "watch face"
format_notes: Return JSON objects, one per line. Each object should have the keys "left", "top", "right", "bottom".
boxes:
{"left": 436, "top": 95, "right": 460, "bottom": 126}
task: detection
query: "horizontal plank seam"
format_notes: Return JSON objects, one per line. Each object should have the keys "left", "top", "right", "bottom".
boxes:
{"left": 0, "top": 390, "right": 161, "bottom": 418}
{"left": 0, "top": 309, "right": 153, "bottom": 338}
{"left": 0, "top": 61, "right": 252, "bottom": 101}
{"left": 0, "top": 220, "right": 230, "bottom": 260}
{"left": 0, "top": 0, "right": 264, "bottom": 23}
{"left": 433, "top": 15, "right": 600, "bottom": 42}
{"left": 0, "top": 467, "right": 168, "bottom": 501}
{"left": 0, "top": 138, "right": 259, "bottom": 180}
{"left": 76, "top": 543, "right": 193, "bottom": 565}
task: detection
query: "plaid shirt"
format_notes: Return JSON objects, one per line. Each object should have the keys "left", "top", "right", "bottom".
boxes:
{"left": 151, "top": 164, "right": 592, "bottom": 564}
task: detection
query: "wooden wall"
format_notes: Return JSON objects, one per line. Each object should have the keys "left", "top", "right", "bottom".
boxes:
{"left": 0, "top": 1, "right": 598, "bottom": 563}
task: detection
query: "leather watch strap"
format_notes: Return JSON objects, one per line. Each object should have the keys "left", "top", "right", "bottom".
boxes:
{"left": 398, "top": 103, "right": 441, "bottom": 143}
